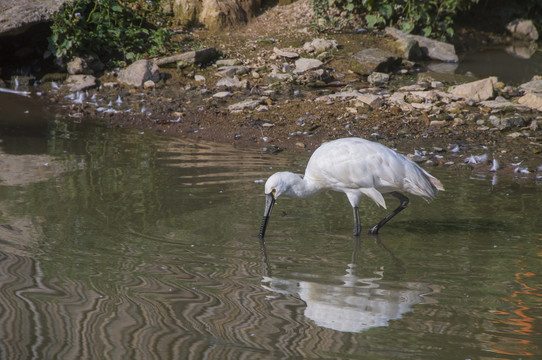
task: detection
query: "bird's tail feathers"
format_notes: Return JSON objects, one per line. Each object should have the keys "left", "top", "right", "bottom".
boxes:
{"left": 429, "top": 176, "right": 445, "bottom": 191}
{"left": 403, "top": 175, "right": 442, "bottom": 201}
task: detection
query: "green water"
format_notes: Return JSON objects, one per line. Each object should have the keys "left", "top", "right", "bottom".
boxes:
{"left": 0, "top": 94, "right": 541, "bottom": 359}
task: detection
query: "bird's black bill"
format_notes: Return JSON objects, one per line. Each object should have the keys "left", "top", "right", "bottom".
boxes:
{"left": 258, "top": 193, "right": 275, "bottom": 239}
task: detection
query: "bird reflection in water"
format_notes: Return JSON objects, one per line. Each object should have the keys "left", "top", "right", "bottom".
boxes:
{"left": 259, "top": 237, "right": 438, "bottom": 333}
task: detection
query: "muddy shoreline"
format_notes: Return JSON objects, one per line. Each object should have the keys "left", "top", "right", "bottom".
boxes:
{"left": 32, "top": 1, "right": 542, "bottom": 180}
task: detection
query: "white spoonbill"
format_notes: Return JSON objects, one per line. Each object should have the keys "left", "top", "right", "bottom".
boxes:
{"left": 258, "top": 137, "right": 444, "bottom": 238}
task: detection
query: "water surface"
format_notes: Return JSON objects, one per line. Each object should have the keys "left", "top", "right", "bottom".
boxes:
{"left": 0, "top": 93, "right": 541, "bottom": 359}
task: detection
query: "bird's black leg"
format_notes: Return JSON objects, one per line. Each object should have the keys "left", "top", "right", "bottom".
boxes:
{"left": 369, "top": 192, "right": 409, "bottom": 234}
{"left": 353, "top": 206, "right": 361, "bottom": 236}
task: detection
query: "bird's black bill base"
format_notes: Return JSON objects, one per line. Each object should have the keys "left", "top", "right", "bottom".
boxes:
{"left": 258, "top": 193, "right": 275, "bottom": 239}
{"left": 369, "top": 191, "right": 409, "bottom": 234}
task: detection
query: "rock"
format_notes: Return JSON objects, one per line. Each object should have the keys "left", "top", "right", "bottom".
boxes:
{"left": 143, "top": 80, "right": 155, "bottom": 88}
{"left": 216, "top": 76, "right": 249, "bottom": 89}
{"left": 199, "top": 0, "right": 260, "bottom": 30}
{"left": 518, "top": 92, "right": 542, "bottom": 111}
{"left": 480, "top": 97, "right": 530, "bottom": 111}
{"left": 213, "top": 91, "right": 232, "bottom": 98}
{"left": 216, "top": 59, "right": 241, "bottom": 66}
{"left": 118, "top": 60, "right": 160, "bottom": 87}
{"left": 194, "top": 75, "right": 206, "bottom": 82}
{"left": 393, "top": 37, "right": 423, "bottom": 61}
{"left": 171, "top": 0, "right": 261, "bottom": 30}
{"left": 155, "top": 47, "right": 219, "bottom": 67}
{"left": 65, "top": 75, "right": 97, "bottom": 92}
{"left": 228, "top": 97, "right": 267, "bottom": 111}
{"left": 506, "top": 19, "right": 539, "bottom": 41}
{"left": 489, "top": 115, "right": 527, "bottom": 130}
{"left": 519, "top": 79, "right": 542, "bottom": 93}
{"left": 450, "top": 77, "right": 498, "bottom": 102}
{"left": 385, "top": 27, "right": 458, "bottom": 62}
{"left": 266, "top": 73, "right": 293, "bottom": 84}
{"left": 294, "top": 58, "right": 323, "bottom": 73}
{"left": 217, "top": 65, "right": 250, "bottom": 77}
{"left": 0, "top": 0, "right": 68, "bottom": 36}
{"left": 303, "top": 38, "right": 339, "bottom": 53}
{"left": 296, "top": 69, "right": 331, "bottom": 85}
{"left": 67, "top": 57, "right": 89, "bottom": 75}
{"left": 351, "top": 48, "right": 402, "bottom": 75}
{"left": 368, "top": 72, "right": 390, "bottom": 86}
{"left": 356, "top": 93, "right": 383, "bottom": 108}
{"left": 273, "top": 47, "right": 299, "bottom": 59}
{"left": 324, "top": 90, "right": 363, "bottom": 101}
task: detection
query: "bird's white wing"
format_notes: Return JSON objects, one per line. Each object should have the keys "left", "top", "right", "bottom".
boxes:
{"left": 305, "top": 138, "right": 441, "bottom": 202}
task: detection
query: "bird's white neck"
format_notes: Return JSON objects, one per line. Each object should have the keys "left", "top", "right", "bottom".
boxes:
{"left": 283, "top": 173, "right": 321, "bottom": 198}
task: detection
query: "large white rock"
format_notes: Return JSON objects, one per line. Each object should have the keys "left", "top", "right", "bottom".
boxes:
{"left": 506, "top": 19, "right": 539, "bottom": 41}
{"left": 294, "top": 58, "right": 323, "bottom": 73}
{"left": 518, "top": 92, "right": 542, "bottom": 111}
{"left": 118, "top": 60, "right": 160, "bottom": 87}
{"left": 450, "top": 77, "right": 498, "bottom": 102}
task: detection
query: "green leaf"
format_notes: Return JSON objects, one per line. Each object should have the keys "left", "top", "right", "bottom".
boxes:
{"left": 365, "top": 14, "right": 379, "bottom": 28}
{"left": 422, "top": 25, "right": 432, "bottom": 37}
{"left": 379, "top": 4, "right": 393, "bottom": 20}
{"left": 401, "top": 21, "right": 415, "bottom": 34}
{"left": 111, "top": 4, "right": 123, "bottom": 13}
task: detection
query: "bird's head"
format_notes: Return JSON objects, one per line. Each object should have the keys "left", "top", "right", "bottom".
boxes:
{"left": 264, "top": 171, "right": 303, "bottom": 199}
{"left": 259, "top": 172, "right": 303, "bottom": 239}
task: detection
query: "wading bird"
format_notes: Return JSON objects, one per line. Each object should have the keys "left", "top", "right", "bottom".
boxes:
{"left": 258, "top": 137, "right": 444, "bottom": 238}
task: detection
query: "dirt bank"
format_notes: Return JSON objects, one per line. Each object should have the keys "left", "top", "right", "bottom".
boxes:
{"left": 41, "top": 0, "right": 542, "bottom": 179}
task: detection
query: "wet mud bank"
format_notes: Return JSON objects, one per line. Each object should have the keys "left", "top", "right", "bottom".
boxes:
{"left": 12, "top": 0, "right": 542, "bottom": 180}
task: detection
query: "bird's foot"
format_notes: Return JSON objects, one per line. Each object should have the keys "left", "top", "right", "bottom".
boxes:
{"left": 368, "top": 225, "right": 379, "bottom": 235}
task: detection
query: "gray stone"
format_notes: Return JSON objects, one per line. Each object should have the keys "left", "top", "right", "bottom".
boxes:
{"left": 480, "top": 98, "right": 530, "bottom": 111}
{"left": 143, "top": 80, "right": 155, "bottom": 88}
{"left": 155, "top": 47, "right": 219, "bottom": 68}
{"left": 518, "top": 92, "right": 542, "bottom": 111}
{"left": 0, "top": 0, "right": 68, "bottom": 36}
{"left": 294, "top": 58, "right": 323, "bottom": 73}
{"left": 228, "top": 98, "right": 267, "bottom": 111}
{"left": 216, "top": 59, "right": 241, "bottom": 66}
{"left": 67, "top": 57, "right": 90, "bottom": 75}
{"left": 356, "top": 93, "right": 383, "bottom": 108}
{"left": 296, "top": 69, "right": 331, "bottom": 85}
{"left": 273, "top": 47, "right": 299, "bottom": 59}
{"left": 519, "top": 79, "right": 542, "bottom": 93}
{"left": 351, "top": 48, "right": 402, "bottom": 75}
{"left": 118, "top": 60, "right": 160, "bottom": 87}
{"left": 303, "top": 38, "right": 339, "bottom": 53}
{"left": 217, "top": 65, "right": 250, "bottom": 77}
{"left": 385, "top": 27, "right": 458, "bottom": 62}
{"left": 65, "top": 75, "right": 97, "bottom": 92}
{"left": 266, "top": 73, "right": 293, "bottom": 83}
{"left": 368, "top": 72, "right": 390, "bottom": 86}
{"left": 450, "top": 77, "right": 497, "bottom": 102}
{"left": 489, "top": 115, "right": 527, "bottom": 130}
{"left": 213, "top": 91, "right": 232, "bottom": 98}
{"left": 394, "top": 37, "right": 423, "bottom": 61}
{"left": 216, "top": 76, "right": 249, "bottom": 89}
{"left": 506, "top": 19, "right": 539, "bottom": 41}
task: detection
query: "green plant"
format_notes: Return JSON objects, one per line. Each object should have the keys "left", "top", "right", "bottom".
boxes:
{"left": 48, "top": 0, "right": 178, "bottom": 67}
{"left": 313, "top": 0, "right": 480, "bottom": 40}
